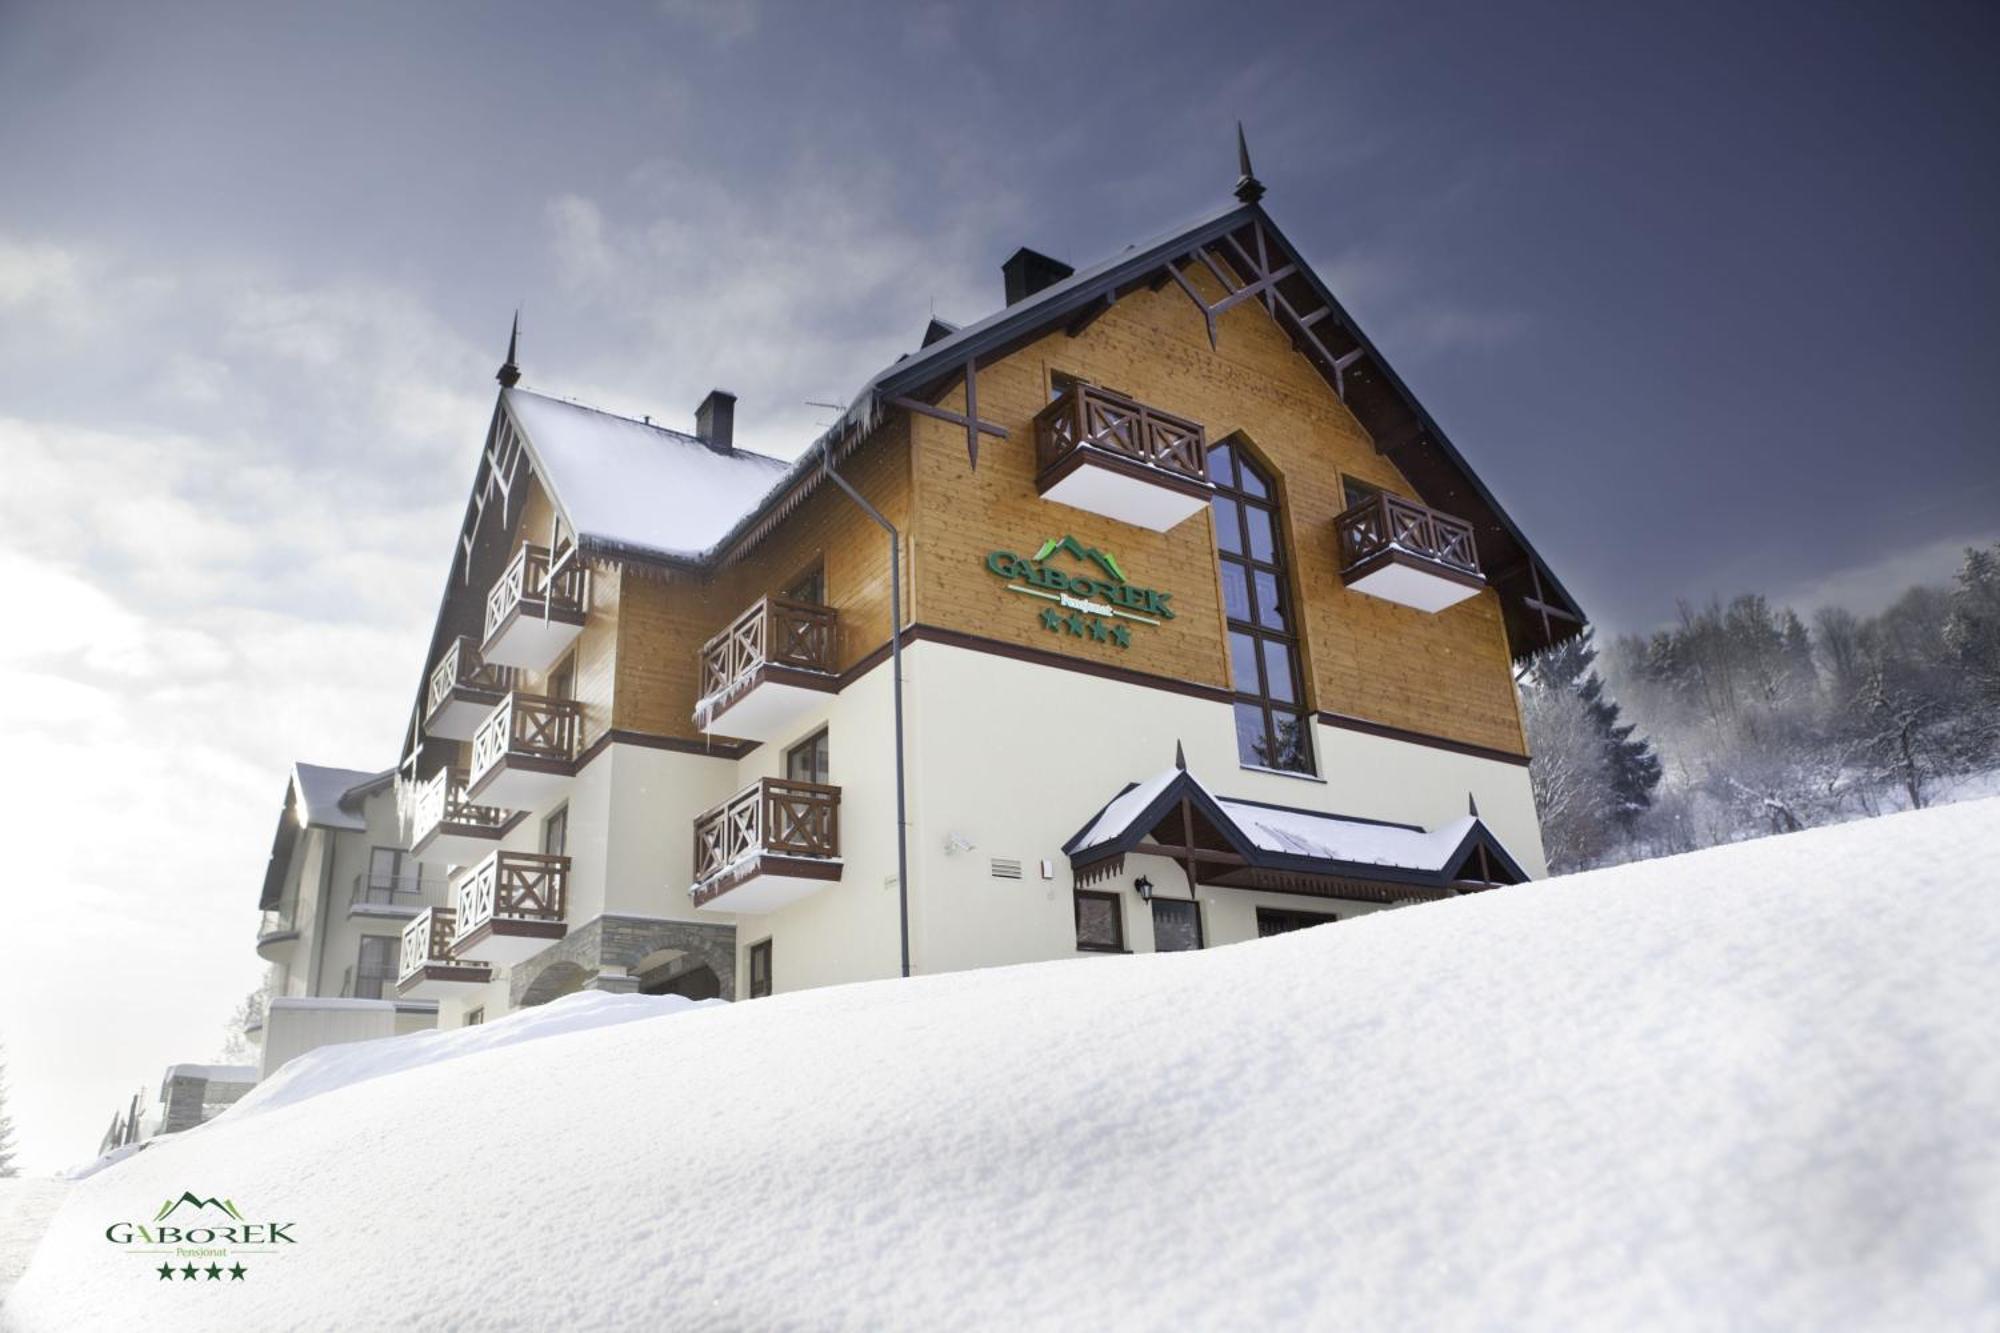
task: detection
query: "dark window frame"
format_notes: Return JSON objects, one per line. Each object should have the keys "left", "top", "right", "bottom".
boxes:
{"left": 748, "top": 939, "right": 772, "bottom": 998}
{"left": 1338, "top": 473, "right": 1385, "bottom": 514}
{"left": 783, "top": 561, "right": 826, "bottom": 605}
{"left": 353, "top": 934, "right": 400, "bottom": 999}
{"left": 1074, "top": 889, "right": 1127, "bottom": 953}
{"left": 1256, "top": 907, "right": 1341, "bottom": 937}
{"left": 1150, "top": 897, "right": 1205, "bottom": 952}
{"left": 546, "top": 652, "right": 576, "bottom": 702}
{"left": 541, "top": 803, "right": 569, "bottom": 857}
{"left": 1207, "top": 437, "right": 1316, "bottom": 775}
{"left": 784, "top": 729, "right": 831, "bottom": 785}
{"left": 463, "top": 1007, "right": 485, "bottom": 1027}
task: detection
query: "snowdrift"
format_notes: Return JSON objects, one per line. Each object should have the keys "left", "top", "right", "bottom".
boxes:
{"left": 8, "top": 800, "right": 1998, "bottom": 1331}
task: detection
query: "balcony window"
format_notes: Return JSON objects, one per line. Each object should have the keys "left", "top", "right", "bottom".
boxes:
{"left": 1207, "top": 440, "right": 1314, "bottom": 775}
{"left": 784, "top": 730, "right": 830, "bottom": 785}
{"left": 748, "top": 940, "right": 772, "bottom": 999}
{"left": 542, "top": 804, "right": 568, "bottom": 857}
{"left": 351, "top": 936, "right": 400, "bottom": 1000}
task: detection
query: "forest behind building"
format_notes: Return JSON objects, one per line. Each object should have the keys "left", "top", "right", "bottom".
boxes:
{"left": 1521, "top": 543, "right": 2000, "bottom": 871}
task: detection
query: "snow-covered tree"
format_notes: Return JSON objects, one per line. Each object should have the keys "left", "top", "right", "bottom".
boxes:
{"left": 1523, "top": 633, "right": 1661, "bottom": 862}
{"left": 0, "top": 1046, "right": 20, "bottom": 1178}
{"left": 217, "top": 980, "right": 270, "bottom": 1065}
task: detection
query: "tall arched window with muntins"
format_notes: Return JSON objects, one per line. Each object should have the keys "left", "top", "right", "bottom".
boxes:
{"left": 1207, "top": 439, "right": 1314, "bottom": 774}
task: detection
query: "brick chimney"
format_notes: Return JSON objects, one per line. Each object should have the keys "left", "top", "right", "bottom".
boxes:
{"left": 1002, "top": 248, "right": 1074, "bottom": 306}
{"left": 695, "top": 390, "right": 736, "bottom": 452}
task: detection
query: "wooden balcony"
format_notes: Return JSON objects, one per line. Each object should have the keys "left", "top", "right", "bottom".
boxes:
{"left": 1335, "top": 492, "right": 1485, "bottom": 613}
{"left": 450, "top": 850, "right": 570, "bottom": 965}
{"left": 466, "top": 691, "right": 581, "bottom": 810}
{"left": 424, "top": 635, "right": 518, "bottom": 740}
{"left": 690, "top": 778, "right": 842, "bottom": 915}
{"left": 409, "top": 766, "right": 516, "bottom": 865}
{"left": 1033, "top": 382, "right": 1213, "bottom": 531}
{"left": 255, "top": 908, "right": 299, "bottom": 963}
{"left": 693, "top": 595, "right": 839, "bottom": 742}
{"left": 480, "top": 543, "right": 588, "bottom": 670}
{"left": 397, "top": 906, "right": 493, "bottom": 998}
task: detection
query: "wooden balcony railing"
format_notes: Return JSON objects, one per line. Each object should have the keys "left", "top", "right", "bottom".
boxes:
{"left": 1033, "top": 382, "right": 1207, "bottom": 484}
{"left": 454, "top": 851, "right": 569, "bottom": 936}
{"left": 412, "top": 766, "right": 510, "bottom": 842}
{"left": 1335, "top": 492, "right": 1482, "bottom": 580}
{"left": 470, "top": 692, "right": 582, "bottom": 782}
{"left": 484, "top": 543, "right": 587, "bottom": 643}
{"left": 697, "top": 595, "right": 838, "bottom": 705}
{"left": 426, "top": 636, "right": 517, "bottom": 717}
{"left": 693, "top": 778, "right": 841, "bottom": 885}
{"left": 398, "top": 906, "right": 488, "bottom": 984}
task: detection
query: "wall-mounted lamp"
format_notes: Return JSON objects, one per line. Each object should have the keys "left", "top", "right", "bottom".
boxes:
{"left": 1134, "top": 876, "right": 1154, "bottom": 902}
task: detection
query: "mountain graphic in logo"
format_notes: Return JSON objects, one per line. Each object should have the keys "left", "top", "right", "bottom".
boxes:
{"left": 1032, "top": 535, "right": 1127, "bottom": 583}
{"left": 153, "top": 1192, "right": 244, "bottom": 1222}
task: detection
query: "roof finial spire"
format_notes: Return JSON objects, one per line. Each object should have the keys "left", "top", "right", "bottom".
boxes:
{"left": 1467, "top": 791, "right": 1480, "bottom": 818}
{"left": 1234, "top": 121, "right": 1265, "bottom": 204}
{"left": 1175, "top": 739, "right": 1187, "bottom": 771}
{"left": 496, "top": 310, "right": 521, "bottom": 388}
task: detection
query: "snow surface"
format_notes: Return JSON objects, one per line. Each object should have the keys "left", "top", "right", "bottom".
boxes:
{"left": 504, "top": 388, "right": 791, "bottom": 560}
{"left": 289, "top": 762, "right": 379, "bottom": 831}
{"left": 0, "top": 1182, "right": 68, "bottom": 1307}
{"left": 9, "top": 800, "right": 1999, "bottom": 1331}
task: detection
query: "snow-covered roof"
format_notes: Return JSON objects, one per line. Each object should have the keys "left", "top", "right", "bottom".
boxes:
{"left": 502, "top": 388, "right": 791, "bottom": 562}
{"left": 290, "top": 762, "right": 385, "bottom": 831}
{"left": 1066, "top": 766, "right": 1526, "bottom": 890}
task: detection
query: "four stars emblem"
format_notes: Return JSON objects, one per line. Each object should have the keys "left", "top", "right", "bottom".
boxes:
{"left": 1038, "top": 605, "right": 1132, "bottom": 649}
{"left": 157, "top": 1260, "right": 248, "bottom": 1281}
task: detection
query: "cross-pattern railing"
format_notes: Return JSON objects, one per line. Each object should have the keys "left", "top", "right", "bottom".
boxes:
{"left": 1335, "top": 492, "right": 1481, "bottom": 579}
{"left": 1034, "top": 382, "right": 1208, "bottom": 483}
{"left": 693, "top": 778, "right": 841, "bottom": 884}
{"left": 697, "top": 596, "right": 838, "bottom": 705}
{"left": 412, "top": 766, "right": 511, "bottom": 843}
{"left": 454, "top": 851, "right": 569, "bottom": 938}
{"left": 484, "top": 543, "right": 588, "bottom": 642}
{"left": 470, "top": 692, "right": 582, "bottom": 785}
{"left": 426, "top": 636, "right": 518, "bottom": 716}
{"left": 399, "top": 906, "right": 488, "bottom": 984}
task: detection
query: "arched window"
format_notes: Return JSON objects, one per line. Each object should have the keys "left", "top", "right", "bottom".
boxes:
{"left": 1207, "top": 440, "right": 1314, "bottom": 773}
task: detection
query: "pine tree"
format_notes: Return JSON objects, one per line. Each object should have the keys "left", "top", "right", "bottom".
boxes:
{"left": 0, "top": 1046, "right": 20, "bottom": 1178}
{"left": 1530, "top": 633, "right": 1664, "bottom": 834}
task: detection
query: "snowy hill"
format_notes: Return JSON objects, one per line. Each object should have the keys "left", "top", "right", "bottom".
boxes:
{"left": 8, "top": 800, "right": 1999, "bottom": 1331}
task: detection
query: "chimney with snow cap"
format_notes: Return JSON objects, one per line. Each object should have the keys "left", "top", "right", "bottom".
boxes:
{"left": 1002, "top": 248, "right": 1073, "bottom": 306}
{"left": 695, "top": 390, "right": 735, "bottom": 452}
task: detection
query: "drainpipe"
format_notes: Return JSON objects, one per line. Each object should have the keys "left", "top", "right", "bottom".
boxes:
{"left": 817, "top": 424, "right": 912, "bottom": 979}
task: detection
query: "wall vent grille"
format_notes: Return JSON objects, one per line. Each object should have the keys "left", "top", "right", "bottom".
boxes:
{"left": 989, "top": 858, "right": 1023, "bottom": 880}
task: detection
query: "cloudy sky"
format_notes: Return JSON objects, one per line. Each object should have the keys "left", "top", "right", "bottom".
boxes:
{"left": 2, "top": 0, "right": 1995, "bottom": 1171}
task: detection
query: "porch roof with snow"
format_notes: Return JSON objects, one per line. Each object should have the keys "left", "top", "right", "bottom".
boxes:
{"left": 1064, "top": 766, "right": 1528, "bottom": 902}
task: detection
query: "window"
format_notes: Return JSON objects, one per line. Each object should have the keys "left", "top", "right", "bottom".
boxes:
{"left": 463, "top": 1007, "right": 485, "bottom": 1027}
{"left": 1340, "top": 475, "right": 1383, "bottom": 514}
{"left": 1207, "top": 440, "right": 1314, "bottom": 774}
{"left": 1256, "top": 907, "right": 1340, "bottom": 937}
{"left": 1049, "top": 369, "right": 1083, "bottom": 403}
{"left": 748, "top": 940, "right": 772, "bottom": 998}
{"left": 1151, "top": 898, "right": 1204, "bottom": 952}
{"left": 1074, "top": 890, "right": 1125, "bottom": 952}
{"left": 542, "top": 804, "right": 568, "bottom": 857}
{"left": 785, "top": 730, "right": 830, "bottom": 785}
{"left": 365, "top": 847, "right": 405, "bottom": 903}
{"left": 784, "top": 564, "right": 825, "bottom": 605}
{"left": 353, "top": 936, "right": 399, "bottom": 1000}
{"left": 547, "top": 654, "right": 575, "bottom": 702}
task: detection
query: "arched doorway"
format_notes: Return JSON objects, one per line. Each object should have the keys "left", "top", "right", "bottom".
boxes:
{"left": 639, "top": 965, "right": 721, "bottom": 1001}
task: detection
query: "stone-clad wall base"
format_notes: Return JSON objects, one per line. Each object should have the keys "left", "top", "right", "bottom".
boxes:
{"left": 511, "top": 914, "right": 737, "bottom": 1008}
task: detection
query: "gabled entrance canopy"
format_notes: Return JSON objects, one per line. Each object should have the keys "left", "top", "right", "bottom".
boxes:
{"left": 1063, "top": 765, "right": 1528, "bottom": 905}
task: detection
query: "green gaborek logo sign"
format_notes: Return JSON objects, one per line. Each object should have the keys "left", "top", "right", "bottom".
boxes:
{"left": 102, "top": 1189, "right": 300, "bottom": 1284}
{"left": 984, "top": 535, "right": 1174, "bottom": 651}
